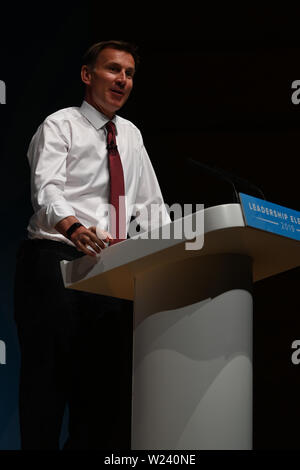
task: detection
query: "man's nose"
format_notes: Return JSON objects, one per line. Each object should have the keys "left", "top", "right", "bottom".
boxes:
{"left": 116, "top": 70, "right": 126, "bottom": 87}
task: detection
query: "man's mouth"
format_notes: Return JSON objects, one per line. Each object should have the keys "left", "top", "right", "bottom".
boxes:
{"left": 110, "top": 88, "right": 124, "bottom": 96}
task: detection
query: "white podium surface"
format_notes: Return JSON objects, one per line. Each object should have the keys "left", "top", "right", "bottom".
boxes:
{"left": 60, "top": 204, "right": 300, "bottom": 450}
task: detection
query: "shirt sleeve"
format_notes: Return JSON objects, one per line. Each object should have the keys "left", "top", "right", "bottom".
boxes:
{"left": 133, "top": 133, "right": 171, "bottom": 233}
{"left": 27, "top": 117, "right": 76, "bottom": 232}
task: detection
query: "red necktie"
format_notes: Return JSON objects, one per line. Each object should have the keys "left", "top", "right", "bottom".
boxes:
{"left": 105, "top": 121, "right": 126, "bottom": 244}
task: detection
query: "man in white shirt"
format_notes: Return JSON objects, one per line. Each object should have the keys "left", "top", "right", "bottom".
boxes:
{"left": 14, "top": 40, "right": 170, "bottom": 450}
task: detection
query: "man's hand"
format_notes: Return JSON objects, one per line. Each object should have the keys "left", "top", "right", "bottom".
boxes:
{"left": 55, "top": 216, "right": 113, "bottom": 257}
{"left": 71, "top": 225, "right": 112, "bottom": 257}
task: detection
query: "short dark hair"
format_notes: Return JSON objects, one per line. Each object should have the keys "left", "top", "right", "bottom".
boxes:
{"left": 82, "top": 40, "right": 140, "bottom": 71}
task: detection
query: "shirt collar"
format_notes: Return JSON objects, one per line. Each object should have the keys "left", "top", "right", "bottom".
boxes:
{"left": 79, "top": 100, "right": 117, "bottom": 132}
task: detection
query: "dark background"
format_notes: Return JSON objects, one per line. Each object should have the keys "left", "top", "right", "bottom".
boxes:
{"left": 0, "top": 4, "right": 300, "bottom": 449}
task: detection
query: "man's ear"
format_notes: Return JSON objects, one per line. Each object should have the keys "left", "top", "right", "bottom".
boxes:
{"left": 81, "top": 65, "right": 92, "bottom": 85}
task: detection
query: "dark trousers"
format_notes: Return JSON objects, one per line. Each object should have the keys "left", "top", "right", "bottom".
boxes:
{"left": 14, "top": 239, "right": 133, "bottom": 450}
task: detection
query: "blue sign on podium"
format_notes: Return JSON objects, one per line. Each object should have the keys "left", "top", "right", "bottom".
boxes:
{"left": 239, "top": 193, "right": 300, "bottom": 242}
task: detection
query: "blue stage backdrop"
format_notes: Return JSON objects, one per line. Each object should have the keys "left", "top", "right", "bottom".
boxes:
{"left": 0, "top": 241, "right": 21, "bottom": 449}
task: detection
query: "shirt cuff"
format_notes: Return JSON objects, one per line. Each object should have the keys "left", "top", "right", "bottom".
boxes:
{"left": 46, "top": 199, "right": 76, "bottom": 228}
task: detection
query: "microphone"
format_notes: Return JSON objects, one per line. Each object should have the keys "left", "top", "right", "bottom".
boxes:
{"left": 187, "top": 158, "right": 266, "bottom": 202}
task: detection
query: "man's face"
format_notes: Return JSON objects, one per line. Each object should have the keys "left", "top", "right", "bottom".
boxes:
{"left": 82, "top": 47, "right": 135, "bottom": 118}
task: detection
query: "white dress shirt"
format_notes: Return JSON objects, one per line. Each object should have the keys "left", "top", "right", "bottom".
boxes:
{"left": 27, "top": 100, "right": 170, "bottom": 246}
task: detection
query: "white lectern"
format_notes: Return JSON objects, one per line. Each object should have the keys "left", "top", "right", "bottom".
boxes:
{"left": 60, "top": 204, "right": 300, "bottom": 450}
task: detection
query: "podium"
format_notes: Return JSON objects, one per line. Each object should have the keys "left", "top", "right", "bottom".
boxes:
{"left": 60, "top": 203, "right": 300, "bottom": 450}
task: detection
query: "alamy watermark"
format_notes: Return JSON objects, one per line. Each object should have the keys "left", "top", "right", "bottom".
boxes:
{"left": 291, "top": 80, "right": 300, "bottom": 105}
{"left": 0, "top": 80, "right": 6, "bottom": 104}
{"left": 0, "top": 340, "right": 6, "bottom": 365}
{"left": 291, "top": 340, "right": 300, "bottom": 365}
{"left": 96, "top": 199, "right": 205, "bottom": 251}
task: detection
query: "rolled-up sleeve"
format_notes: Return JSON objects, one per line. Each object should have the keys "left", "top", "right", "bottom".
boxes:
{"left": 133, "top": 133, "right": 171, "bottom": 233}
{"left": 27, "top": 118, "right": 76, "bottom": 232}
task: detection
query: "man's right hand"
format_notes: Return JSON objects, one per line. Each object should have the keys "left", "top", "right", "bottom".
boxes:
{"left": 55, "top": 216, "right": 112, "bottom": 257}
{"left": 70, "top": 225, "right": 108, "bottom": 257}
